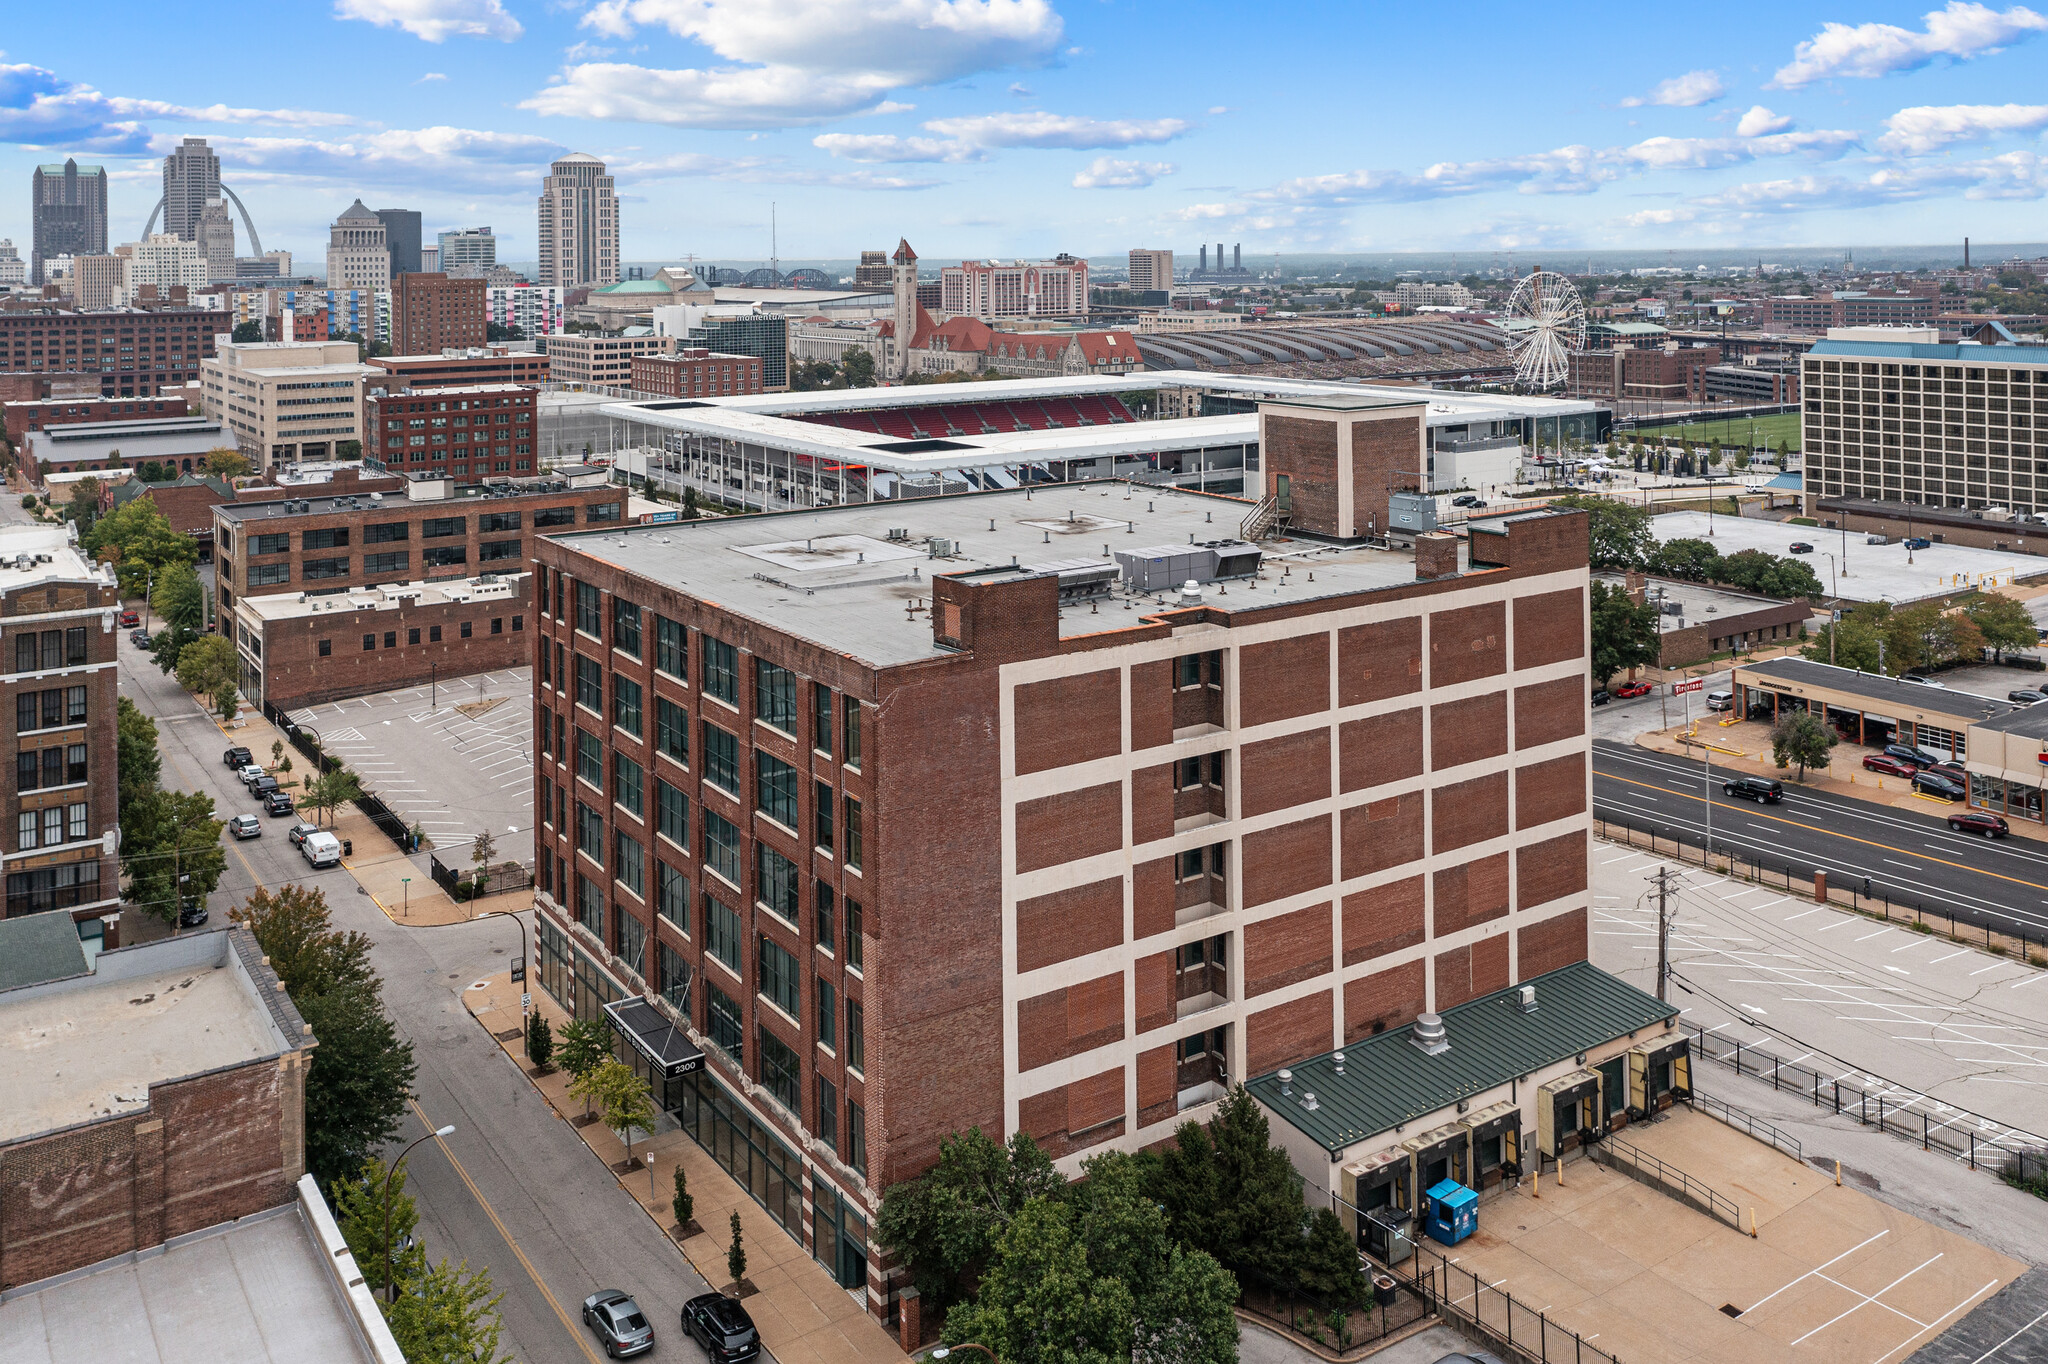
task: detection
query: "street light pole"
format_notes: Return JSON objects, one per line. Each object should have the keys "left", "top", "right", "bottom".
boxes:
{"left": 476, "top": 908, "right": 534, "bottom": 1032}
{"left": 384, "top": 1123, "right": 455, "bottom": 1303}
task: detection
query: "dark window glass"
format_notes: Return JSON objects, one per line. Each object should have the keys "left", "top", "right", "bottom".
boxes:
{"left": 707, "top": 983, "right": 743, "bottom": 1059}
{"left": 846, "top": 897, "right": 863, "bottom": 971}
{"left": 615, "top": 831, "right": 645, "bottom": 897}
{"left": 706, "top": 894, "right": 742, "bottom": 972}
{"left": 364, "top": 551, "right": 408, "bottom": 575}
{"left": 575, "top": 582, "right": 601, "bottom": 636}
{"left": 759, "top": 935, "right": 799, "bottom": 1016}
{"left": 844, "top": 796, "right": 863, "bottom": 872}
{"left": 252, "top": 532, "right": 290, "bottom": 555}
{"left": 659, "top": 862, "right": 689, "bottom": 933}
{"left": 756, "top": 752, "right": 798, "bottom": 827}
{"left": 617, "top": 909, "right": 646, "bottom": 973}
{"left": 423, "top": 545, "right": 467, "bottom": 568}
{"left": 613, "top": 675, "right": 642, "bottom": 736}
{"left": 815, "top": 881, "right": 835, "bottom": 954}
{"left": 817, "top": 1075, "right": 838, "bottom": 1148}
{"left": 614, "top": 752, "right": 643, "bottom": 817}
{"left": 365, "top": 521, "right": 408, "bottom": 543}
{"left": 577, "top": 729, "right": 603, "bottom": 788}
{"left": 846, "top": 1000, "right": 864, "bottom": 1073}
{"left": 756, "top": 844, "right": 798, "bottom": 925}
{"left": 656, "top": 616, "right": 687, "bottom": 679}
{"left": 813, "top": 682, "right": 832, "bottom": 753}
{"left": 577, "top": 872, "right": 604, "bottom": 938}
{"left": 816, "top": 977, "right": 836, "bottom": 1049}
{"left": 704, "top": 637, "right": 737, "bottom": 704}
{"left": 813, "top": 781, "right": 833, "bottom": 852}
{"left": 660, "top": 940, "right": 690, "bottom": 1012}
{"left": 535, "top": 506, "right": 576, "bottom": 528}
{"left": 422, "top": 516, "right": 465, "bottom": 538}
{"left": 759, "top": 1025, "right": 800, "bottom": 1113}
{"left": 703, "top": 723, "right": 738, "bottom": 795}
{"left": 754, "top": 659, "right": 796, "bottom": 733}
{"left": 576, "top": 656, "right": 602, "bottom": 712}
{"left": 586, "top": 501, "right": 623, "bottom": 523}
{"left": 303, "top": 557, "right": 349, "bottom": 580}
{"left": 577, "top": 801, "right": 605, "bottom": 864}
{"left": 657, "top": 780, "right": 688, "bottom": 847}
{"left": 843, "top": 696, "right": 861, "bottom": 770}
{"left": 304, "top": 526, "right": 348, "bottom": 550}
{"left": 478, "top": 539, "right": 521, "bottom": 562}
{"left": 479, "top": 509, "right": 521, "bottom": 533}
{"left": 703, "top": 808, "right": 741, "bottom": 887}
{"left": 613, "top": 599, "right": 642, "bottom": 657}
{"left": 249, "top": 563, "right": 291, "bottom": 586}
{"left": 656, "top": 697, "right": 689, "bottom": 765}
{"left": 848, "top": 1100, "right": 865, "bottom": 1175}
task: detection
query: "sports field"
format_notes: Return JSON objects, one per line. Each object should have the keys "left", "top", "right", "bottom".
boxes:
{"left": 1632, "top": 411, "right": 1803, "bottom": 451}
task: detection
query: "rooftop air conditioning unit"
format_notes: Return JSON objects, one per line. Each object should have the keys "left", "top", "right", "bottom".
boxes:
{"left": 928, "top": 537, "right": 954, "bottom": 558}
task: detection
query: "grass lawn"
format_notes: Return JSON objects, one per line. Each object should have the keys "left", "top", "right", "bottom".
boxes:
{"left": 1631, "top": 411, "right": 1803, "bottom": 451}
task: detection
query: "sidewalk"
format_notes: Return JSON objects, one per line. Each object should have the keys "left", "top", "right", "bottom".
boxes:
{"left": 463, "top": 970, "right": 906, "bottom": 1364}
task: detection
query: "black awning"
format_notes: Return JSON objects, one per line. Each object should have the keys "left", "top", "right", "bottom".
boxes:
{"left": 603, "top": 998, "right": 704, "bottom": 1079}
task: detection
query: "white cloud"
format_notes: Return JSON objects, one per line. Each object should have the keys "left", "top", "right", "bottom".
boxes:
{"left": 1622, "top": 207, "right": 1698, "bottom": 227}
{"left": 1008, "top": 82, "right": 1032, "bottom": 96}
{"left": 920, "top": 111, "right": 1187, "bottom": 148}
{"left": 1771, "top": 1, "right": 2047, "bottom": 86}
{"left": 1681, "top": 151, "right": 2048, "bottom": 217}
{"left": 611, "top": 149, "right": 941, "bottom": 188}
{"left": 334, "top": 0, "right": 523, "bottom": 42}
{"left": 207, "top": 126, "right": 568, "bottom": 192}
{"left": 1619, "top": 70, "right": 1725, "bottom": 108}
{"left": 1879, "top": 101, "right": 2048, "bottom": 152}
{"left": 1174, "top": 202, "right": 1237, "bottom": 220}
{"left": 0, "top": 63, "right": 358, "bottom": 155}
{"left": 810, "top": 132, "right": 985, "bottom": 163}
{"left": 1072, "top": 156, "right": 1174, "bottom": 188}
{"left": 546, "top": 0, "right": 1063, "bottom": 126}
{"left": 1207, "top": 105, "right": 1231, "bottom": 115}
{"left": 1735, "top": 105, "right": 1793, "bottom": 136}
{"left": 415, "top": 72, "right": 449, "bottom": 83}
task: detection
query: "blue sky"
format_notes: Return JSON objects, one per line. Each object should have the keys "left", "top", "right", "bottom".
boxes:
{"left": 4, "top": 0, "right": 2048, "bottom": 267}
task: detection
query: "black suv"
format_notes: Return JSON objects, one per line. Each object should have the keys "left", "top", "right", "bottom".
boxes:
{"left": 682, "top": 1293, "right": 760, "bottom": 1364}
{"left": 223, "top": 746, "right": 252, "bottom": 768}
{"left": 1722, "top": 776, "right": 1783, "bottom": 804}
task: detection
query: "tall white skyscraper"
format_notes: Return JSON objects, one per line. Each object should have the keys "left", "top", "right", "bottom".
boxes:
{"left": 161, "top": 138, "right": 220, "bottom": 243}
{"left": 197, "top": 198, "right": 236, "bottom": 282}
{"left": 438, "top": 225, "right": 497, "bottom": 273}
{"left": 536, "top": 155, "right": 618, "bottom": 289}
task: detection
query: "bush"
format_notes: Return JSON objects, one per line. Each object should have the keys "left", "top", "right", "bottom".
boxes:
{"left": 18, "top": 495, "right": 34, "bottom": 510}
{"left": 526, "top": 1012, "right": 553, "bottom": 1071}
{"left": 673, "top": 1166, "right": 694, "bottom": 1229}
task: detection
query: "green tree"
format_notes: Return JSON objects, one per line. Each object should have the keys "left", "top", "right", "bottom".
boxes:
{"left": 469, "top": 828, "right": 498, "bottom": 893}
{"left": 1548, "top": 493, "right": 1655, "bottom": 570}
{"left": 1967, "top": 592, "right": 2038, "bottom": 661}
{"left": 596, "top": 1056, "right": 657, "bottom": 1157}
{"left": 1295, "top": 1207, "right": 1363, "bottom": 1308}
{"left": 1803, "top": 608, "right": 1886, "bottom": 672}
{"left": 298, "top": 984, "right": 418, "bottom": 1189}
{"left": 1590, "top": 579, "right": 1662, "bottom": 687}
{"left": 1771, "top": 711, "right": 1837, "bottom": 779}
{"left": 1647, "top": 537, "right": 1721, "bottom": 582}
{"left": 122, "top": 788, "right": 225, "bottom": 925}
{"left": 1076, "top": 1151, "right": 1239, "bottom": 1363}
{"left": 727, "top": 1210, "right": 748, "bottom": 1287}
{"left": 304, "top": 767, "right": 364, "bottom": 827}
{"left": 149, "top": 560, "right": 204, "bottom": 635}
{"left": 876, "top": 1127, "right": 1064, "bottom": 1310}
{"left": 232, "top": 320, "right": 264, "bottom": 343}
{"left": 85, "top": 496, "right": 197, "bottom": 596}
{"left": 331, "top": 1155, "right": 427, "bottom": 1299}
{"left": 116, "top": 696, "right": 161, "bottom": 827}
{"left": 682, "top": 484, "right": 701, "bottom": 519}
{"left": 943, "top": 1198, "right": 1135, "bottom": 1364}
{"left": 148, "top": 620, "right": 200, "bottom": 677}
{"left": 66, "top": 476, "right": 103, "bottom": 527}
{"left": 840, "top": 346, "right": 878, "bottom": 388}
{"left": 175, "top": 633, "right": 238, "bottom": 711}
{"left": 384, "top": 1257, "right": 511, "bottom": 1364}
{"left": 526, "top": 1012, "right": 554, "bottom": 1071}
{"left": 1887, "top": 601, "right": 1983, "bottom": 672}
{"left": 203, "top": 447, "right": 253, "bottom": 480}
{"left": 230, "top": 883, "right": 377, "bottom": 998}
{"left": 672, "top": 1164, "right": 694, "bottom": 1230}
{"left": 555, "top": 1017, "right": 612, "bottom": 1114}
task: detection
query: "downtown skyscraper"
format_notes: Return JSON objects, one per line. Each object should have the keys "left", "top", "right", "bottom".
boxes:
{"left": 161, "top": 138, "right": 220, "bottom": 242}
{"left": 29, "top": 159, "right": 107, "bottom": 285}
{"left": 536, "top": 154, "right": 618, "bottom": 289}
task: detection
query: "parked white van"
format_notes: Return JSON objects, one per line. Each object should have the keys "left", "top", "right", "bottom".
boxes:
{"left": 301, "top": 832, "right": 342, "bottom": 868}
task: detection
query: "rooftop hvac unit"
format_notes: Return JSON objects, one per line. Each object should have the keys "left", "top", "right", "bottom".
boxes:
{"left": 1388, "top": 492, "right": 1439, "bottom": 535}
{"left": 928, "top": 537, "right": 955, "bottom": 558}
{"left": 1024, "top": 557, "right": 1119, "bottom": 602}
{"left": 1113, "top": 538, "right": 1263, "bottom": 593}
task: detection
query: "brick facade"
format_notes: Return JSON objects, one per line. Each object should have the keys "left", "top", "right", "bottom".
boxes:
{"left": 4, "top": 393, "right": 190, "bottom": 443}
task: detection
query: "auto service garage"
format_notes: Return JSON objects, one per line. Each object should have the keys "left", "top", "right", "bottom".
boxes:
{"left": 1963, "top": 705, "right": 2048, "bottom": 823}
{"left": 1730, "top": 656, "right": 2016, "bottom": 760}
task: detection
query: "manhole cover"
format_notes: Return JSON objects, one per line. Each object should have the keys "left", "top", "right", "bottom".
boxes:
{"left": 494, "top": 1027, "right": 523, "bottom": 1041}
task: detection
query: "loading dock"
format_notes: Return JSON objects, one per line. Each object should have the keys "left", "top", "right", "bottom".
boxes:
{"left": 1537, "top": 1069, "right": 1603, "bottom": 1157}
{"left": 1401, "top": 1122, "right": 1471, "bottom": 1206}
{"left": 1459, "top": 1100, "right": 1521, "bottom": 1189}
{"left": 1629, "top": 1035, "right": 1691, "bottom": 1115}
{"left": 1342, "top": 1146, "right": 1414, "bottom": 1251}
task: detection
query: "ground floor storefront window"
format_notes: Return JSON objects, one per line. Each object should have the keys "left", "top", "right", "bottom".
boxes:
{"left": 1971, "top": 771, "right": 2046, "bottom": 821}
{"left": 674, "top": 1068, "right": 803, "bottom": 1236}
{"left": 812, "top": 1184, "right": 869, "bottom": 1291}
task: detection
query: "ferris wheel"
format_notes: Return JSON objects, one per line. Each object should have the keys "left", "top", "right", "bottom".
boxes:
{"left": 1503, "top": 269, "right": 1587, "bottom": 389}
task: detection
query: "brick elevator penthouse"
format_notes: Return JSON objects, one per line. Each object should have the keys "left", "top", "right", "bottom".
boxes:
{"left": 531, "top": 438, "right": 1593, "bottom": 1318}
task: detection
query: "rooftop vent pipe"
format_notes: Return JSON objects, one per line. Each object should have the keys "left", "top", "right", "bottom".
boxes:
{"left": 1518, "top": 985, "right": 1538, "bottom": 1014}
{"left": 1411, "top": 1013, "right": 1450, "bottom": 1057}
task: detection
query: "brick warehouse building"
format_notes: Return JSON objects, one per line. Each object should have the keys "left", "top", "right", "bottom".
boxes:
{"left": 0, "top": 926, "right": 315, "bottom": 1289}
{"left": 0, "top": 524, "right": 121, "bottom": 953}
{"left": 0, "top": 303, "right": 228, "bottom": 400}
{"left": 392, "top": 271, "right": 486, "bottom": 356}
{"left": 363, "top": 382, "right": 539, "bottom": 480}
{"left": 528, "top": 446, "right": 1593, "bottom": 1321}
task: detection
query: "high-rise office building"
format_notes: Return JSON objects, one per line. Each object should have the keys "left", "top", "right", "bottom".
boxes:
{"left": 1127, "top": 248, "right": 1173, "bottom": 293}
{"left": 161, "top": 139, "right": 220, "bottom": 243}
{"left": 120, "top": 235, "right": 209, "bottom": 296}
{"left": 0, "top": 240, "right": 24, "bottom": 288}
{"left": 29, "top": 160, "right": 108, "bottom": 286}
{"left": 197, "top": 199, "right": 236, "bottom": 283}
{"left": 438, "top": 226, "right": 497, "bottom": 273}
{"left": 536, "top": 155, "right": 618, "bottom": 289}
{"left": 326, "top": 200, "right": 392, "bottom": 292}
{"left": 854, "top": 250, "right": 890, "bottom": 287}
{"left": 71, "top": 255, "right": 122, "bottom": 310}
{"left": 375, "top": 208, "right": 423, "bottom": 276}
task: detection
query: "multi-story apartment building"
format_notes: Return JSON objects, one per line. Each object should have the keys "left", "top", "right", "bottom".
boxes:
{"left": 119, "top": 234, "right": 210, "bottom": 297}
{"left": 484, "top": 284, "right": 565, "bottom": 338}
{"left": 199, "top": 338, "right": 368, "bottom": 468}
{"left": 526, "top": 414, "right": 1592, "bottom": 1323}
{"left": 70, "top": 255, "right": 122, "bottom": 311}
{"left": 30, "top": 159, "right": 107, "bottom": 286}
{"left": 363, "top": 382, "right": 538, "bottom": 478}
{"left": 1801, "top": 328, "right": 2048, "bottom": 514}
{"left": 0, "top": 524, "right": 121, "bottom": 953}
{"left": 853, "top": 250, "right": 891, "bottom": 288}
{"left": 326, "top": 200, "right": 392, "bottom": 293}
{"left": 686, "top": 315, "right": 788, "bottom": 391}
{"left": 1704, "top": 363, "right": 1800, "bottom": 405}
{"left": 0, "top": 240, "right": 24, "bottom": 288}
{"left": 1566, "top": 345, "right": 1718, "bottom": 402}
{"left": 631, "top": 348, "right": 765, "bottom": 399}
{"left": 0, "top": 304, "right": 227, "bottom": 399}
{"left": 393, "top": 272, "right": 486, "bottom": 355}
{"left": 212, "top": 466, "right": 623, "bottom": 623}
{"left": 368, "top": 347, "right": 549, "bottom": 393}
{"left": 440, "top": 226, "right": 497, "bottom": 273}
{"left": 537, "top": 154, "right": 619, "bottom": 289}
{"left": 543, "top": 332, "right": 671, "bottom": 388}
{"left": 941, "top": 256, "right": 1090, "bottom": 321}
{"left": 1127, "top": 248, "right": 1173, "bottom": 293}
{"left": 1759, "top": 291, "right": 1935, "bottom": 332}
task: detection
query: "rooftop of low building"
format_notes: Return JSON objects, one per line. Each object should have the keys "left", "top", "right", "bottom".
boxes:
{"left": 236, "top": 570, "right": 527, "bottom": 622}
{"left": 215, "top": 466, "right": 613, "bottom": 522}
{"left": 0, "top": 523, "right": 113, "bottom": 593}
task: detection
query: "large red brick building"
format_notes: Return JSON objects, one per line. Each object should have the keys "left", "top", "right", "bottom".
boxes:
{"left": 363, "top": 382, "right": 539, "bottom": 480}
{"left": 3, "top": 392, "right": 190, "bottom": 443}
{"left": 528, "top": 394, "right": 1592, "bottom": 1325}
{"left": 631, "top": 348, "right": 765, "bottom": 399}
{"left": 392, "top": 272, "right": 487, "bottom": 356}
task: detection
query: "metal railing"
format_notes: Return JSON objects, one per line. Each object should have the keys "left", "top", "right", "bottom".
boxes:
{"left": 1396, "top": 1241, "right": 1621, "bottom": 1364}
{"left": 1590, "top": 1136, "right": 1741, "bottom": 1231}
{"left": 1687, "top": 1090, "right": 1803, "bottom": 1163}
{"left": 1234, "top": 1263, "right": 1433, "bottom": 1356}
{"left": 1593, "top": 813, "right": 2048, "bottom": 961}
{"left": 1689, "top": 1023, "right": 2047, "bottom": 1174}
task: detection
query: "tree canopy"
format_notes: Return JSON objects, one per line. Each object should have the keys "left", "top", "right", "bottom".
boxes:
{"left": 876, "top": 1127, "right": 1064, "bottom": 1310}
{"left": 116, "top": 696, "right": 161, "bottom": 828}
{"left": 150, "top": 560, "right": 204, "bottom": 635}
{"left": 1967, "top": 592, "right": 2038, "bottom": 661}
{"left": 1547, "top": 494, "right": 1654, "bottom": 571}
{"left": 1771, "top": 711, "right": 1837, "bottom": 779}
{"left": 175, "top": 635, "right": 239, "bottom": 716}
{"left": 84, "top": 496, "right": 196, "bottom": 596}
{"left": 121, "top": 788, "right": 224, "bottom": 925}
{"left": 1590, "top": 579, "right": 1661, "bottom": 687}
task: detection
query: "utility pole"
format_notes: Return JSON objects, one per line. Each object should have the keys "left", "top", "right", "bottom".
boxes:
{"left": 1652, "top": 866, "right": 1677, "bottom": 1003}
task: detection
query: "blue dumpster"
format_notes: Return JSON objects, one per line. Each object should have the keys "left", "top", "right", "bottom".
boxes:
{"left": 1422, "top": 1179, "right": 1477, "bottom": 1246}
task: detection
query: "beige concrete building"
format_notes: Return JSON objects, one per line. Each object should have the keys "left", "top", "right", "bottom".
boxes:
{"left": 200, "top": 339, "right": 368, "bottom": 468}
{"left": 1137, "top": 311, "right": 1243, "bottom": 333}
{"left": 541, "top": 332, "right": 670, "bottom": 388}
{"left": 71, "top": 255, "right": 122, "bottom": 310}
{"left": 1128, "top": 248, "right": 1173, "bottom": 293}
{"left": 325, "top": 200, "right": 391, "bottom": 294}
{"left": 536, "top": 154, "right": 618, "bottom": 289}
{"left": 118, "top": 234, "right": 208, "bottom": 296}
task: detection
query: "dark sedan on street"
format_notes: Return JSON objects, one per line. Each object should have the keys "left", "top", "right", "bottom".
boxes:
{"left": 682, "top": 1292, "right": 760, "bottom": 1364}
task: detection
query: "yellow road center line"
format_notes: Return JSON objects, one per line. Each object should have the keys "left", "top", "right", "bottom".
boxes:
{"left": 1601, "top": 772, "right": 2048, "bottom": 894}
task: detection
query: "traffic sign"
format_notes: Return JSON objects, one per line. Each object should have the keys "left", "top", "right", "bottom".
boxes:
{"left": 1672, "top": 679, "right": 1703, "bottom": 695}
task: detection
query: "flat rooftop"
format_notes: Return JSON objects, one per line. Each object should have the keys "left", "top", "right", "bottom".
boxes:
{"left": 1593, "top": 572, "right": 1806, "bottom": 634}
{"left": 0, "top": 1202, "right": 386, "bottom": 1364}
{"left": 0, "top": 930, "right": 297, "bottom": 1144}
{"left": 1736, "top": 656, "right": 2018, "bottom": 722}
{"left": 216, "top": 469, "right": 611, "bottom": 522}
{"left": 238, "top": 571, "right": 527, "bottom": 622}
{"left": 1650, "top": 510, "right": 2030, "bottom": 604}
{"left": 0, "top": 524, "right": 112, "bottom": 593}
{"left": 554, "top": 482, "right": 1505, "bottom": 668}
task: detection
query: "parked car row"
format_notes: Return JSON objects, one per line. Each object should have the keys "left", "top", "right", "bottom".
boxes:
{"left": 579, "top": 1289, "right": 761, "bottom": 1361}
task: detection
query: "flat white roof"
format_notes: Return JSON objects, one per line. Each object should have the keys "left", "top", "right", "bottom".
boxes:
{"left": 0, "top": 524, "right": 111, "bottom": 592}
{"left": 238, "top": 572, "right": 527, "bottom": 622}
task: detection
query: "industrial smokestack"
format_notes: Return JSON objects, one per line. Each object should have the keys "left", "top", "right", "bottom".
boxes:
{"left": 1199, "top": 244, "right": 1207, "bottom": 272}
{"left": 1964, "top": 237, "right": 1971, "bottom": 269}
{"left": 1233, "top": 243, "right": 1241, "bottom": 270}
{"left": 1217, "top": 242, "right": 1225, "bottom": 273}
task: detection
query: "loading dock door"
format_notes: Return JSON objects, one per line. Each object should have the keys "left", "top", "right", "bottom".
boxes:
{"left": 1597, "top": 1056, "right": 1627, "bottom": 1125}
{"left": 1536, "top": 1070, "right": 1602, "bottom": 1157}
{"left": 1402, "top": 1124, "right": 1471, "bottom": 1204}
{"left": 1342, "top": 1149, "right": 1413, "bottom": 1248}
{"left": 1460, "top": 1101, "right": 1520, "bottom": 1187}
{"left": 1629, "top": 1036, "right": 1692, "bottom": 1113}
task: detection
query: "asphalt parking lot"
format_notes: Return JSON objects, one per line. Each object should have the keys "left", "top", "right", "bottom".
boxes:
{"left": 287, "top": 667, "right": 534, "bottom": 865}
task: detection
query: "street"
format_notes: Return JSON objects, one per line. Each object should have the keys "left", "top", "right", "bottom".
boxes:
{"left": 1593, "top": 739, "right": 2048, "bottom": 942}
{"left": 118, "top": 636, "right": 716, "bottom": 1364}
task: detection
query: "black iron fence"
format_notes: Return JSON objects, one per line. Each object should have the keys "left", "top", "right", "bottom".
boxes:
{"left": 1235, "top": 1263, "right": 1432, "bottom": 1356}
{"left": 1689, "top": 1023, "right": 2046, "bottom": 1174}
{"left": 267, "top": 703, "right": 417, "bottom": 854}
{"left": 1590, "top": 1136, "right": 1740, "bottom": 1231}
{"left": 430, "top": 852, "right": 534, "bottom": 900}
{"left": 1395, "top": 1242, "right": 1621, "bottom": 1364}
{"left": 1594, "top": 813, "right": 2048, "bottom": 961}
